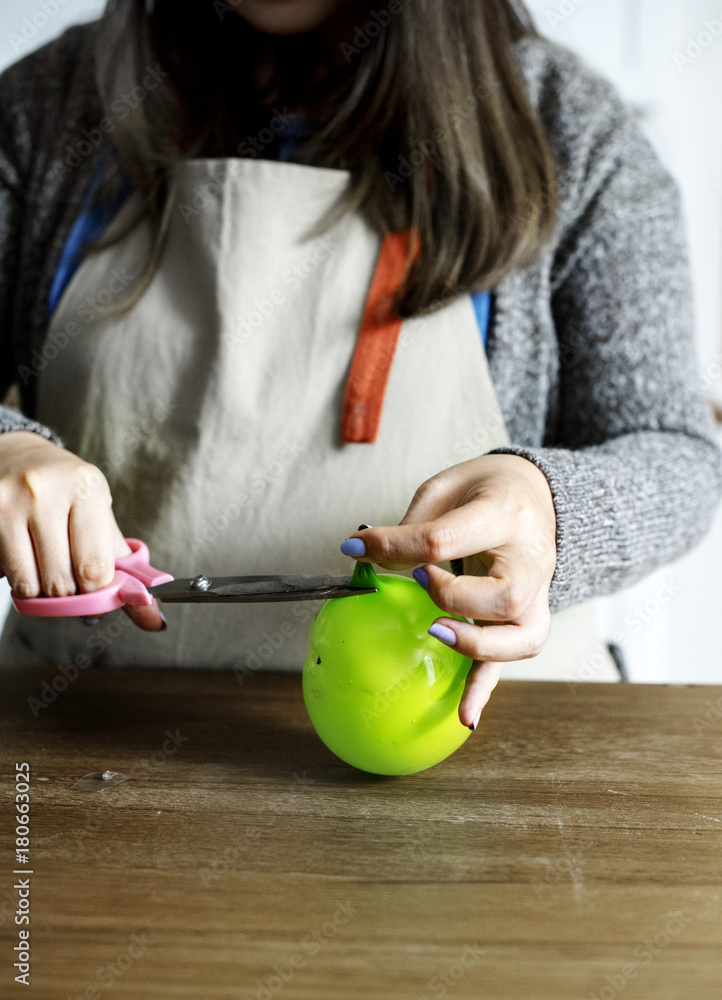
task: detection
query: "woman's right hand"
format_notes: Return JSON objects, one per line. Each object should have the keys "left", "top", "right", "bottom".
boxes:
{"left": 0, "top": 431, "right": 164, "bottom": 631}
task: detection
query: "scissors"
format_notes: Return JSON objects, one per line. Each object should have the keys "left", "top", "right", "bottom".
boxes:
{"left": 11, "top": 537, "right": 377, "bottom": 618}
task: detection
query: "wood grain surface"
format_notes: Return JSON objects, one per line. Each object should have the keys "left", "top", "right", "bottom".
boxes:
{"left": 1, "top": 665, "right": 721, "bottom": 999}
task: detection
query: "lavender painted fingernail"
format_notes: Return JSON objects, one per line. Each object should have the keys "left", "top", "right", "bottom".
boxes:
{"left": 340, "top": 538, "right": 366, "bottom": 557}
{"left": 428, "top": 623, "right": 457, "bottom": 646}
{"left": 413, "top": 567, "right": 430, "bottom": 591}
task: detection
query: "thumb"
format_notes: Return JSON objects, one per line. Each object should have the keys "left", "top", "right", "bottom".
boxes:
{"left": 122, "top": 598, "right": 167, "bottom": 633}
{"left": 113, "top": 525, "right": 166, "bottom": 632}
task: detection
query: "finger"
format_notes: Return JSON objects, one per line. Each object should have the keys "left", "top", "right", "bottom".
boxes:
{"left": 349, "top": 502, "right": 505, "bottom": 570}
{"left": 68, "top": 500, "right": 117, "bottom": 594}
{"left": 122, "top": 598, "right": 167, "bottom": 632}
{"left": 82, "top": 589, "right": 166, "bottom": 632}
{"left": 0, "top": 526, "right": 42, "bottom": 598}
{"left": 458, "top": 660, "right": 505, "bottom": 729}
{"left": 113, "top": 525, "right": 163, "bottom": 630}
{"left": 113, "top": 524, "right": 132, "bottom": 559}
{"left": 427, "top": 596, "right": 551, "bottom": 661}
{"left": 421, "top": 561, "right": 547, "bottom": 623}
{"left": 79, "top": 529, "right": 133, "bottom": 625}
{"left": 27, "top": 510, "right": 78, "bottom": 597}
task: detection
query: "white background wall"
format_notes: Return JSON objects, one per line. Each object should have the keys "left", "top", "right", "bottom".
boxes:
{"left": 0, "top": 0, "right": 720, "bottom": 682}
{"left": 525, "top": 0, "right": 722, "bottom": 683}
{"left": 0, "top": 0, "right": 103, "bottom": 66}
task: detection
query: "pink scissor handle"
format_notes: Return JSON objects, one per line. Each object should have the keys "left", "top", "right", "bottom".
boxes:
{"left": 114, "top": 538, "right": 175, "bottom": 588}
{"left": 11, "top": 538, "right": 174, "bottom": 618}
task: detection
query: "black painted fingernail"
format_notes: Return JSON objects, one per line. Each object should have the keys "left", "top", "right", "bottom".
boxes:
{"left": 82, "top": 617, "right": 100, "bottom": 627}
{"left": 467, "top": 709, "right": 482, "bottom": 732}
{"left": 357, "top": 524, "right": 372, "bottom": 531}
{"left": 159, "top": 609, "right": 168, "bottom": 631}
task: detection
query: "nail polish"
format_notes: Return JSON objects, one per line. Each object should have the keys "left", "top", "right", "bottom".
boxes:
{"left": 340, "top": 538, "right": 366, "bottom": 558}
{"left": 357, "top": 524, "right": 373, "bottom": 531}
{"left": 412, "top": 567, "right": 430, "bottom": 591}
{"left": 159, "top": 609, "right": 168, "bottom": 632}
{"left": 467, "top": 708, "right": 482, "bottom": 732}
{"left": 82, "top": 617, "right": 100, "bottom": 627}
{"left": 428, "top": 623, "right": 456, "bottom": 646}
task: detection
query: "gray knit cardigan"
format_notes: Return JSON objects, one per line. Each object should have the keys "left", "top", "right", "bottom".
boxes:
{"left": 0, "top": 22, "right": 720, "bottom": 614}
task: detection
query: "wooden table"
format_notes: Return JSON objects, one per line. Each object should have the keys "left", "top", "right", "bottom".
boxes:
{"left": 1, "top": 666, "right": 721, "bottom": 999}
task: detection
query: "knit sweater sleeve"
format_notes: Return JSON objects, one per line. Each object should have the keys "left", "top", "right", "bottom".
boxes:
{"left": 0, "top": 49, "right": 63, "bottom": 447}
{"left": 492, "top": 59, "right": 722, "bottom": 612}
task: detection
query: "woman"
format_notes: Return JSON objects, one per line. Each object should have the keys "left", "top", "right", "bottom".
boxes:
{"left": 0, "top": 0, "right": 719, "bottom": 729}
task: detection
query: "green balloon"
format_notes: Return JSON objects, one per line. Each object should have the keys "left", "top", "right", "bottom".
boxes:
{"left": 302, "top": 562, "right": 473, "bottom": 775}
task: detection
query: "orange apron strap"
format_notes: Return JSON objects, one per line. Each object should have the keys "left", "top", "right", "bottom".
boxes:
{"left": 341, "top": 230, "right": 417, "bottom": 444}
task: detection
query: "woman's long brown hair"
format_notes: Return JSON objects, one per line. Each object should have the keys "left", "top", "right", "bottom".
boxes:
{"left": 93, "top": 0, "right": 557, "bottom": 318}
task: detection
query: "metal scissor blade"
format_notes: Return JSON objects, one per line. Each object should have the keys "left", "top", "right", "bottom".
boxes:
{"left": 148, "top": 575, "right": 377, "bottom": 604}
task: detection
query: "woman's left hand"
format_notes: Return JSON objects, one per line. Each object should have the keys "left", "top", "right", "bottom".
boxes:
{"left": 341, "top": 454, "right": 557, "bottom": 730}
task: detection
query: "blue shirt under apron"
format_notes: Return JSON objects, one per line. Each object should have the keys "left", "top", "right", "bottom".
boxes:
{"left": 48, "top": 124, "right": 493, "bottom": 346}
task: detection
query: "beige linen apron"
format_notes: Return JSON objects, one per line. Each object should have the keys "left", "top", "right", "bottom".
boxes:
{"left": 0, "top": 157, "right": 617, "bottom": 681}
